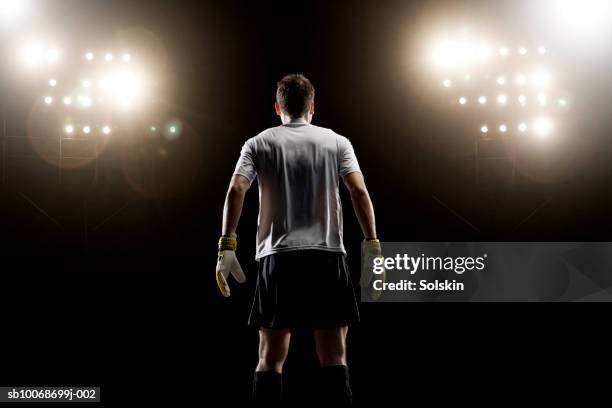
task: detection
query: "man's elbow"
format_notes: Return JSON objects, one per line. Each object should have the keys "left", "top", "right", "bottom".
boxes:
{"left": 229, "top": 175, "right": 251, "bottom": 195}
{"left": 348, "top": 185, "right": 369, "bottom": 199}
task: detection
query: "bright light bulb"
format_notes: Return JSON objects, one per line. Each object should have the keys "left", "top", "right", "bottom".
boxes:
{"left": 516, "top": 74, "right": 527, "bottom": 86}
{"left": 83, "top": 126, "right": 91, "bottom": 134}
{"left": 105, "top": 53, "right": 114, "bottom": 62}
{"left": 102, "top": 126, "right": 112, "bottom": 135}
{"left": 46, "top": 48, "right": 60, "bottom": 62}
{"left": 478, "top": 96, "right": 487, "bottom": 104}
{"left": 85, "top": 52, "right": 95, "bottom": 61}
{"left": 82, "top": 79, "right": 92, "bottom": 88}
{"left": 49, "top": 78, "right": 57, "bottom": 87}
{"left": 518, "top": 95, "right": 527, "bottom": 105}
{"left": 519, "top": 47, "right": 528, "bottom": 55}
{"left": 497, "top": 77, "right": 506, "bottom": 85}
{"left": 459, "top": 97, "right": 467, "bottom": 105}
{"left": 499, "top": 124, "right": 508, "bottom": 133}
{"left": 518, "top": 123, "right": 528, "bottom": 132}
{"left": 20, "top": 44, "right": 43, "bottom": 68}
{"left": 78, "top": 95, "right": 92, "bottom": 107}
{"left": 537, "top": 94, "right": 547, "bottom": 106}
{"left": 63, "top": 97, "right": 72, "bottom": 105}
{"left": 499, "top": 47, "right": 509, "bottom": 57}
{"left": 44, "top": 96, "right": 53, "bottom": 105}
{"left": 497, "top": 94, "right": 508, "bottom": 105}
{"left": 481, "top": 125, "right": 489, "bottom": 134}
{"left": 0, "top": 0, "right": 27, "bottom": 20}
{"left": 443, "top": 79, "right": 452, "bottom": 88}
{"left": 534, "top": 118, "right": 553, "bottom": 137}
{"left": 532, "top": 70, "right": 551, "bottom": 87}
{"left": 122, "top": 53, "right": 132, "bottom": 62}
{"left": 65, "top": 124, "right": 75, "bottom": 134}
{"left": 538, "top": 47, "right": 547, "bottom": 55}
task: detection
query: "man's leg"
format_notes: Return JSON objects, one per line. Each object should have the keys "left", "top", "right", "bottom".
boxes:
{"left": 253, "top": 328, "right": 291, "bottom": 405}
{"left": 314, "top": 326, "right": 352, "bottom": 406}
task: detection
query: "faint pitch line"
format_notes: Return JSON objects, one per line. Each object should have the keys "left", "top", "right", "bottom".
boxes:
{"left": 18, "top": 192, "right": 63, "bottom": 229}
{"left": 432, "top": 195, "right": 481, "bottom": 233}
{"left": 92, "top": 202, "right": 130, "bottom": 232}
{"left": 512, "top": 197, "right": 554, "bottom": 232}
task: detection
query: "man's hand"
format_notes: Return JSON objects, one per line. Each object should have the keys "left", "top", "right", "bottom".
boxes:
{"left": 361, "top": 239, "right": 386, "bottom": 301}
{"left": 216, "top": 236, "right": 247, "bottom": 297}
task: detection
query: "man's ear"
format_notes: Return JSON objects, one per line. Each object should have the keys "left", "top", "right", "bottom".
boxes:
{"left": 275, "top": 101, "right": 282, "bottom": 116}
{"left": 309, "top": 100, "right": 315, "bottom": 115}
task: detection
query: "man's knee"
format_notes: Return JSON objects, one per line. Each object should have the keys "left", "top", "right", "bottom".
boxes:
{"left": 315, "top": 328, "right": 347, "bottom": 367}
{"left": 317, "top": 345, "right": 347, "bottom": 366}
{"left": 257, "top": 329, "right": 290, "bottom": 373}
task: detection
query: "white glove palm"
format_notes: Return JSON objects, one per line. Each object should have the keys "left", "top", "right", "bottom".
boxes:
{"left": 216, "top": 237, "right": 246, "bottom": 298}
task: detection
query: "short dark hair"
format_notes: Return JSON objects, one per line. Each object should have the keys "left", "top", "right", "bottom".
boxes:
{"left": 276, "top": 74, "right": 315, "bottom": 119}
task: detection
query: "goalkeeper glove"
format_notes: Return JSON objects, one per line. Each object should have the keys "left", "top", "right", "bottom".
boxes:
{"left": 360, "top": 239, "right": 385, "bottom": 301}
{"left": 215, "top": 236, "right": 246, "bottom": 297}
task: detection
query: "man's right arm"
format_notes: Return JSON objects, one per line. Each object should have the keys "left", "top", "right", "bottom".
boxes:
{"left": 343, "top": 171, "right": 377, "bottom": 240}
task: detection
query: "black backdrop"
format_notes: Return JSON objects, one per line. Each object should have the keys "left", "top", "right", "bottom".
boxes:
{"left": 1, "top": 1, "right": 610, "bottom": 405}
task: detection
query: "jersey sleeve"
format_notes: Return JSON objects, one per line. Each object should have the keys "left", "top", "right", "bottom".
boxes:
{"left": 337, "top": 135, "right": 362, "bottom": 178}
{"left": 233, "top": 139, "right": 257, "bottom": 183}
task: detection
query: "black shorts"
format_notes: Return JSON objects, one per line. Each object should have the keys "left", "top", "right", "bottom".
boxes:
{"left": 248, "top": 250, "right": 360, "bottom": 330}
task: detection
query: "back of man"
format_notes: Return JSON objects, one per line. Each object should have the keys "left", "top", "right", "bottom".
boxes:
{"left": 235, "top": 119, "right": 360, "bottom": 259}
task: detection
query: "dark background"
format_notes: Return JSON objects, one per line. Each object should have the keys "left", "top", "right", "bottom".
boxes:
{"left": 1, "top": 0, "right": 609, "bottom": 405}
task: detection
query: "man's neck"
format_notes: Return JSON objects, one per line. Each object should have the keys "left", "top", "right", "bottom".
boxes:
{"left": 281, "top": 115, "right": 310, "bottom": 125}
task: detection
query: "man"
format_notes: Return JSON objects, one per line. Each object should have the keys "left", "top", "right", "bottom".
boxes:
{"left": 215, "top": 74, "right": 381, "bottom": 405}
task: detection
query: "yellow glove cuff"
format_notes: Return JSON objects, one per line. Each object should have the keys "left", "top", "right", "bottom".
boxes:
{"left": 218, "top": 236, "right": 238, "bottom": 253}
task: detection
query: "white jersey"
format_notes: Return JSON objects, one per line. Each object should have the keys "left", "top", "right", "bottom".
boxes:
{"left": 234, "top": 118, "right": 361, "bottom": 260}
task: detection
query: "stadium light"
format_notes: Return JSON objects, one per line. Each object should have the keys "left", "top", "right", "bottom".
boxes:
{"left": 550, "top": 0, "right": 612, "bottom": 36}
{"left": 46, "top": 48, "right": 60, "bottom": 63}
{"left": 430, "top": 39, "right": 492, "bottom": 70}
{"left": 480, "top": 125, "right": 489, "bottom": 134}
{"left": 0, "top": 0, "right": 28, "bottom": 21}
{"left": 533, "top": 118, "right": 553, "bottom": 137}
{"left": 83, "top": 126, "right": 91, "bottom": 134}
{"left": 478, "top": 96, "right": 487, "bottom": 104}
{"left": 44, "top": 96, "right": 53, "bottom": 105}
{"left": 459, "top": 97, "right": 467, "bottom": 105}
{"left": 497, "top": 94, "right": 508, "bottom": 105}
{"left": 532, "top": 70, "right": 551, "bottom": 87}
{"left": 77, "top": 95, "right": 92, "bottom": 108}
{"left": 443, "top": 79, "right": 452, "bottom": 88}
{"left": 65, "top": 124, "right": 75, "bottom": 134}
{"left": 20, "top": 44, "right": 61, "bottom": 68}
{"left": 99, "top": 69, "right": 147, "bottom": 109}
{"left": 499, "top": 124, "right": 508, "bottom": 133}
{"left": 102, "top": 126, "right": 111, "bottom": 135}
{"left": 537, "top": 94, "right": 547, "bottom": 106}
{"left": 49, "top": 78, "right": 57, "bottom": 87}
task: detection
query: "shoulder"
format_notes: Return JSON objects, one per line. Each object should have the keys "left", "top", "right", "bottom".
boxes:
{"left": 309, "top": 124, "right": 348, "bottom": 143}
{"left": 242, "top": 127, "right": 277, "bottom": 150}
